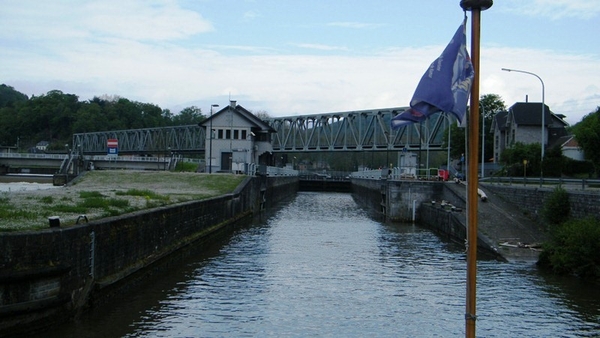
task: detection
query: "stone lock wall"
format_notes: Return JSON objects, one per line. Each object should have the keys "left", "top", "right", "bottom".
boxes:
{"left": 481, "top": 184, "right": 600, "bottom": 222}
{"left": 0, "top": 176, "right": 298, "bottom": 336}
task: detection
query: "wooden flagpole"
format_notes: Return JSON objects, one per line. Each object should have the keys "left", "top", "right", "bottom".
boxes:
{"left": 459, "top": 1, "right": 492, "bottom": 337}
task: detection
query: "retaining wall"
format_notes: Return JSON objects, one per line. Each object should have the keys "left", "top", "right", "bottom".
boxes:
{"left": 351, "top": 178, "right": 442, "bottom": 222}
{"left": 0, "top": 175, "right": 298, "bottom": 336}
{"left": 481, "top": 184, "right": 600, "bottom": 222}
{"left": 352, "top": 179, "right": 501, "bottom": 257}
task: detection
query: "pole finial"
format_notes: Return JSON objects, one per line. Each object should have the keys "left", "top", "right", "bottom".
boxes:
{"left": 460, "top": 0, "right": 493, "bottom": 11}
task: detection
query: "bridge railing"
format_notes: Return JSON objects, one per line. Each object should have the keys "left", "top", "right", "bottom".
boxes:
{"left": 350, "top": 169, "right": 386, "bottom": 180}
{"left": 0, "top": 153, "right": 67, "bottom": 160}
{"left": 481, "top": 176, "right": 600, "bottom": 190}
{"left": 350, "top": 167, "right": 418, "bottom": 180}
{"left": 265, "top": 166, "right": 299, "bottom": 177}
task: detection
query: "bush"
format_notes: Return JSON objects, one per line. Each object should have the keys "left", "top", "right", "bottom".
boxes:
{"left": 541, "top": 186, "right": 570, "bottom": 228}
{"left": 537, "top": 217, "right": 600, "bottom": 278}
{"left": 174, "top": 161, "right": 199, "bottom": 172}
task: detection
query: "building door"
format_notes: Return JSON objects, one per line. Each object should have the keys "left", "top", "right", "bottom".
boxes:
{"left": 221, "top": 152, "right": 232, "bottom": 171}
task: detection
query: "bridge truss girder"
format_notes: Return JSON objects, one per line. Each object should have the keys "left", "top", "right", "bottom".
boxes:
{"left": 72, "top": 108, "right": 456, "bottom": 155}
{"left": 73, "top": 125, "right": 205, "bottom": 154}
{"left": 265, "top": 108, "right": 455, "bottom": 152}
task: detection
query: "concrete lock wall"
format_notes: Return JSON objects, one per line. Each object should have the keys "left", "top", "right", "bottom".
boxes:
{"left": 351, "top": 178, "right": 442, "bottom": 222}
{"left": 0, "top": 176, "right": 298, "bottom": 336}
{"left": 350, "top": 178, "right": 499, "bottom": 254}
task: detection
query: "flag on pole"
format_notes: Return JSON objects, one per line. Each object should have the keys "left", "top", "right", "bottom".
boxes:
{"left": 391, "top": 20, "right": 473, "bottom": 129}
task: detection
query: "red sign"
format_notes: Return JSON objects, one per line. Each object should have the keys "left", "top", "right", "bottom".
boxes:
{"left": 107, "top": 139, "right": 118, "bottom": 148}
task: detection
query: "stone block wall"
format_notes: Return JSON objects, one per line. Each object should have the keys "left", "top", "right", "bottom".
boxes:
{"left": 0, "top": 175, "right": 298, "bottom": 336}
{"left": 481, "top": 184, "right": 600, "bottom": 222}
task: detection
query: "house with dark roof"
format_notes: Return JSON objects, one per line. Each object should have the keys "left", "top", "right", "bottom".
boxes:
{"left": 491, "top": 102, "right": 569, "bottom": 162}
{"left": 200, "top": 101, "right": 275, "bottom": 173}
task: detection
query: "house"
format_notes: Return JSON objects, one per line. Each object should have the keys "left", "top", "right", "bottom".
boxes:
{"left": 36, "top": 141, "right": 49, "bottom": 151}
{"left": 551, "top": 135, "right": 585, "bottom": 161}
{"left": 200, "top": 101, "right": 275, "bottom": 173}
{"left": 491, "top": 102, "right": 568, "bottom": 162}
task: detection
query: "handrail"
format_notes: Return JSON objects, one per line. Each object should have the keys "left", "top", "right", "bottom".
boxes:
{"left": 481, "top": 177, "right": 599, "bottom": 190}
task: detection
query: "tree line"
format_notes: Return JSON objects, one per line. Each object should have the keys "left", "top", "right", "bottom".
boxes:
{"left": 0, "top": 84, "right": 206, "bottom": 151}
{"left": 1, "top": 84, "right": 598, "bottom": 176}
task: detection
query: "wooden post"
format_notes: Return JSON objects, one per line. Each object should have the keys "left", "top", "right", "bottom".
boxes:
{"left": 459, "top": 1, "right": 492, "bottom": 337}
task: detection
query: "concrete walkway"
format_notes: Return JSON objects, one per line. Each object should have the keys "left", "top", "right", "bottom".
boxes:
{"left": 444, "top": 181, "right": 547, "bottom": 262}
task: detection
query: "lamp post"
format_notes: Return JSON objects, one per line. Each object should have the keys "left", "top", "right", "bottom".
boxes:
{"left": 209, "top": 104, "right": 219, "bottom": 174}
{"left": 480, "top": 104, "right": 485, "bottom": 178}
{"left": 418, "top": 123, "right": 430, "bottom": 179}
{"left": 501, "top": 68, "right": 545, "bottom": 169}
{"left": 441, "top": 112, "right": 452, "bottom": 179}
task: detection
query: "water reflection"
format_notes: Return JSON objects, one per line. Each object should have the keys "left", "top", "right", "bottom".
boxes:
{"left": 39, "top": 192, "right": 599, "bottom": 337}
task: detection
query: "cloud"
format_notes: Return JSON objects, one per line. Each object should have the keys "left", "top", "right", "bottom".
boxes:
{"left": 0, "top": 0, "right": 214, "bottom": 42}
{"left": 504, "top": 0, "right": 600, "bottom": 19}
{"left": 480, "top": 46, "right": 600, "bottom": 124}
{"left": 1, "top": 1, "right": 597, "bottom": 125}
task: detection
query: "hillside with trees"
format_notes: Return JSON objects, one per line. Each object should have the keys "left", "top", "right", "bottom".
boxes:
{"left": 0, "top": 84, "right": 206, "bottom": 151}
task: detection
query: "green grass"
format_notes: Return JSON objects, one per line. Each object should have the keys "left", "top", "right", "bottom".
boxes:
{"left": 174, "top": 161, "right": 199, "bottom": 172}
{"left": 40, "top": 196, "right": 54, "bottom": 204}
{"left": 1, "top": 171, "right": 246, "bottom": 232}
{"left": 79, "top": 191, "right": 105, "bottom": 198}
{"left": 116, "top": 189, "right": 170, "bottom": 201}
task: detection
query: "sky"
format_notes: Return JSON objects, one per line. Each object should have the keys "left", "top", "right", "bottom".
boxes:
{"left": 1, "top": 0, "right": 599, "bottom": 125}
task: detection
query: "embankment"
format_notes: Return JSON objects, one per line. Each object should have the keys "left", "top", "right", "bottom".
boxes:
{"left": 0, "top": 175, "right": 298, "bottom": 336}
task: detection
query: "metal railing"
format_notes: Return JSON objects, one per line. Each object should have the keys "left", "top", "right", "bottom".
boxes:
{"left": 481, "top": 177, "right": 600, "bottom": 190}
{"left": 265, "top": 166, "right": 299, "bottom": 177}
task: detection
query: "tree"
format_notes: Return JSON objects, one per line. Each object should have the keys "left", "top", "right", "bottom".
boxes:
{"left": 542, "top": 144, "right": 565, "bottom": 177}
{"left": 537, "top": 217, "right": 600, "bottom": 278}
{"left": 443, "top": 93, "right": 506, "bottom": 163}
{"left": 572, "top": 106, "right": 600, "bottom": 177}
{"left": 541, "top": 186, "right": 570, "bottom": 228}
{"left": 172, "top": 106, "right": 205, "bottom": 125}
{"left": 253, "top": 110, "right": 271, "bottom": 120}
{"left": 499, "top": 142, "right": 541, "bottom": 176}
{"left": 0, "top": 84, "right": 28, "bottom": 107}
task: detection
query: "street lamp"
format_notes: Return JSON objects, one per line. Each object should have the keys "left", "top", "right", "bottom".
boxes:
{"left": 501, "top": 68, "right": 545, "bottom": 165}
{"left": 480, "top": 104, "right": 485, "bottom": 178}
{"left": 418, "top": 123, "right": 430, "bottom": 179}
{"left": 440, "top": 112, "right": 452, "bottom": 179}
{"left": 209, "top": 104, "right": 219, "bottom": 174}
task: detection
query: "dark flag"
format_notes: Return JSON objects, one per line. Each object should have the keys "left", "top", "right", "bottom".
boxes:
{"left": 391, "top": 20, "right": 473, "bottom": 129}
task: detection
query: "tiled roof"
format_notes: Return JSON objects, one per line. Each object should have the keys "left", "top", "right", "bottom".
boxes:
{"left": 508, "top": 102, "right": 553, "bottom": 126}
{"left": 492, "top": 110, "right": 508, "bottom": 131}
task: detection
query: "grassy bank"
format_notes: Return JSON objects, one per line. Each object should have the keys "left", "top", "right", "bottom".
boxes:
{"left": 0, "top": 171, "right": 246, "bottom": 232}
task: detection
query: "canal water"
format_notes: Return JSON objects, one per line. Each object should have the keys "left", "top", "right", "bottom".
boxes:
{"left": 40, "top": 192, "right": 599, "bottom": 337}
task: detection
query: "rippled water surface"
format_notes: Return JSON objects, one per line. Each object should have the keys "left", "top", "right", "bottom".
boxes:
{"left": 43, "top": 192, "right": 600, "bottom": 337}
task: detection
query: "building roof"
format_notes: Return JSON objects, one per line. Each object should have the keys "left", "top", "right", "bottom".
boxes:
{"left": 491, "top": 110, "right": 508, "bottom": 131}
{"left": 507, "top": 102, "right": 568, "bottom": 127}
{"left": 549, "top": 135, "right": 579, "bottom": 150}
{"left": 200, "top": 102, "right": 276, "bottom": 133}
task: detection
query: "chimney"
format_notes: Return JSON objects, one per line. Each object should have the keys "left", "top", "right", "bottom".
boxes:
{"left": 525, "top": 95, "right": 528, "bottom": 103}
{"left": 230, "top": 100, "right": 237, "bottom": 108}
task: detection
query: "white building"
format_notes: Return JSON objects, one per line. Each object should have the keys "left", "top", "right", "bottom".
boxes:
{"left": 200, "top": 101, "right": 275, "bottom": 173}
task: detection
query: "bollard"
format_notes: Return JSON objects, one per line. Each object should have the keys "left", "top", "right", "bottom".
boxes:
{"left": 48, "top": 216, "right": 60, "bottom": 228}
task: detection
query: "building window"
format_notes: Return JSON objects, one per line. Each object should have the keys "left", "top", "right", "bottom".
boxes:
{"left": 218, "top": 129, "right": 223, "bottom": 139}
{"left": 241, "top": 130, "right": 247, "bottom": 139}
{"left": 234, "top": 130, "right": 239, "bottom": 140}
{"left": 226, "top": 130, "right": 231, "bottom": 139}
